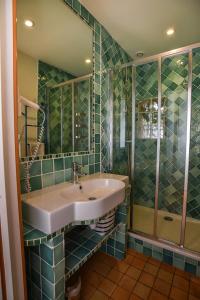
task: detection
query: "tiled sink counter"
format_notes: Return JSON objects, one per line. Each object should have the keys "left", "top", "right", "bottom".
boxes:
{"left": 23, "top": 173, "right": 131, "bottom": 300}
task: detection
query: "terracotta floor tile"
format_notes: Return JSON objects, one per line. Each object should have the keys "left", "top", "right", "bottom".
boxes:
{"left": 129, "top": 294, "right": 143, "bottom": 300}
{"left": 149, "top": 289, "right": 168, "bottom": 300}
{"left": 102, "top": 254, "right": 117, "bottom": 268}
{"left": 118, "top": 274, "right": 137, "bottom": 292}
{"left": 139, "top": 271, "right": 155, "bottom": 287}
{"left": 107, "top": 268, "right": 123, "bottom": 284}
{"left": 173, "top": 274, "right": 189, "bottom": 292}
{"left": 131, "top": 257, "right": 146, "bottom": 270}
{"left": 143, "top": 262, "right": 159, "bottom": 276}
{"left": 127, "top": 248, "right": 137, "bottom": 257}
{"left": 135, "top": 252, "right": 149, "bottom": 261}
{"left": 170, "top": 286, "right": 188, "bottom": 300}
{"left": 99, "top": 278, "right": 117, "bottom": 297}
{"left": 189, "top": 294, "right": 200, "bottom": 300}
{"left": 93, "top": 261, "right": 111, "bottom": 277}
{"left": 114, "top": 261, "right": 129, "bottom": 273}
{"left": 153, "top": 278, "right": 171, "bottom": 296}
{"left": 133, "top": 282, "right": 151, "bottom": 300}
{"left": 126, "top": 266, "right": 141, "bottom": 280}
{"left": 81, "top": 284, "right": 96, "bottom": 300}
{"left": 111, "top": 286, "right": 130, "bottom": 300}
{"left": 175, "top": 267, "right": 191, "bottom": 280}
{"left": 191, "top": 275, "right": 200, "bottom": 285}
{"left": 148, "top": 257, "right": 161, "bottom": 267}
{"left": 90, "top": 290, "right": 109, "bottom": 300}
{"left": 190, "top": 281, "right": 200, "bottom": 298}
{"left": 124, "top": 254, "right": 134, "bottom": 265}
{"left": 158, "top": 268, "right": 173, "bottom": 283}
{"left": 160, "top": 262, "right": 175, "bottom": 273}
{"left": 87, "top": 270, "right": 104, "bottom": 288}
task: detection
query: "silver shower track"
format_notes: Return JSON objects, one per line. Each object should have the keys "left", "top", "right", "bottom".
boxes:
{"left": 108, "top": 41, "right": 200, "bottom": 255}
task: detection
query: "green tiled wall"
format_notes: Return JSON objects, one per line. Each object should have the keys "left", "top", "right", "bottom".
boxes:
{"left": 128, "top": 235, "right": 200, "bottom": 277}
{"left": 101, "top": 188, "right": 131, "bottom": 259}
{"left": 20, "top": 0, "right": 132, "bottom": 192}
{"left": 159, "top": 54, "right": 188, "bottom": 214}
{"left": 38, "top": 61, "right": 74, "bottom": 108}
{"left": 101, "top": 37, "right": 132, "bottom": 172}
{"left": 25, "top": 233, "right": 65, "bottom": 300}
{"left": 74, "top": 78, "right": 92, "bottom": 152}
{"left": 112, "top": 66, "right": 132, "bottom": 175}
{"left": 20, "top": 154, "right": 100, "bottom": 193}
{"left": 22, "top": 4, "right": 131, "bottom": 297}
{"left": 187, "top": 47, "right": 200, "bottom": 219}
{"left": 133, "top": 61, "right": 158, "bottom": 208}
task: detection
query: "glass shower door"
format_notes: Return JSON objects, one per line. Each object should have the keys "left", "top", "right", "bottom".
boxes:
{"left": 112, "top": 66, "right": 132, "bottom": 176}
{"left": 185, "top": 47, "right": 200, "bottom": 253}
{"left": 132, "top": 61, "right": 158, "bottom": 235}
{"left": 157, "top": 53, "right": 189, "bottom": 244}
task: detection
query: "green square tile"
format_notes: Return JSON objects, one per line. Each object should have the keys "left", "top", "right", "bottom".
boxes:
{"left": 73, "top": 156, "right": 82, "bottom": 164}
{"left": 89, "top": 165, "right": 94, "bottom": 174}
{"left": 20, "top": 163, "right": 26, "bottom": 179}
{"left": 30, "top": 176, "right": 42, "bottom": 191}
{"left": 81, "top": 5, "right": 89, "bottom": 21}
{"left": 65, "top": 169, "right": 72, "bottom": 181}
{"left": 30, "top": 252, "right": 40, "bottom": 272}
{"left": 83, "top": 165, "right": 89, "bottom": 175}
{"left": 41, "top": 260, "right": 54, "bottom": 283}
{"left": 42, "top": 159, "right": 53, "bottom": 174}
{"left": 31, "top": 268, "right": 41, "bottom": 288}
{"left": 72, "top": 0, "right": 81, "bottom": 14}
{"left": 54, "top": 158, "right": 64, "bottom": 171}
{"left": 31, "top": 281, "right": 41, "bottom": 299}
{"left": 65, "top": 157, "right": 73, "bottom": 169}
{"left": 55, "top": 277, "right": 65, "bottom": 298}
{"left": 55, "top": 259, "right": 65, "bottom": 283}
{"left": 54, "top": 243, "right": 64, "bottom": 265}
{"left": 89, "top": 154, "right": 95, "bottom": 164}
{"left": 55, "top": 171, "right": 64, "bottom": 184}
{"left": 42, "top": 173, "right": 54, "bottom": 188}
{"left": 82, "top": 155, "right": 88, "bottom": 165}
{"left": 95, "top": 154, "right": 100, "bottom": 163}
{"left": 48, "top": 234, "right": 64, "bottom": 248}
{"left": 41, "top": 276, "right": 54, "bottom": 299}
{"left": 95, "top": 163, "right": 100, "bottom": 173}
{"left": 30, "top": 161, "right": 41, "bottom": 177}
{"left": 40, "top": 244, "right": 53, "bottom": 265}
{"left": 20, "top": 180, "right": 26, "bottom": 194}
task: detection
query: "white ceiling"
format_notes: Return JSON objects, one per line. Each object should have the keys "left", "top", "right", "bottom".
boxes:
{"left": 17, "top": 0, "right": 93, "bottom": 76}
{"left": 81, "top": 0, "right": 200, "bottom": 59}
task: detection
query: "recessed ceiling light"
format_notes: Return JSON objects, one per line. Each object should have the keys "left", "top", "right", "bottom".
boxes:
{"left": 24, "top": 19, "right": 35, "bottom": 28}
{"left": 85, "top": 59, "right": 91, "bottom": 64}
{"left": 166, "top": 28, "right": 175, "bottom": 36}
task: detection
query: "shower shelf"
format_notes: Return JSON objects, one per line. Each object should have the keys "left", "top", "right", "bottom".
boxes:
{"left": 65, "top": 223, "right": 121, "bottom": 281}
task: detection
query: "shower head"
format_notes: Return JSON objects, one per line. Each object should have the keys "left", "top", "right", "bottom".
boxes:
{"left": 20, "top": 96, "right": 40, "bottom": 111}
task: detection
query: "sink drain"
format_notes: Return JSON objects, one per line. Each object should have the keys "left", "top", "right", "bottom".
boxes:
{"left": 88, "top": 197, "right": 96, "bottom": 201}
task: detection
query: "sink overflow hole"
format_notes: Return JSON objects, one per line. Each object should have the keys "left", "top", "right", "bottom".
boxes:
{"left": 88, "top": 197, "right": 96, "bottom": 201}
{"left": 164, "top": 216, "right": 173, "bottom": 222}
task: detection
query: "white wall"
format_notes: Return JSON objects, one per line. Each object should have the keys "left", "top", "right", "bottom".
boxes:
{"left": 0, "top": 0, "right": 26, "bottom": 299}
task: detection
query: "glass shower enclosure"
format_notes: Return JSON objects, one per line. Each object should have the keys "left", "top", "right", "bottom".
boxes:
{"left": 45, "top": 75, "right": 92, "bottom": 154}
{"left": 108, "top": 43, "right": 200, "bottom": 254}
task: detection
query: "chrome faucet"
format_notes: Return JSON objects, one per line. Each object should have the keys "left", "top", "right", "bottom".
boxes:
{"left": 72, "top": 162, "right": 84, "bottom": 184}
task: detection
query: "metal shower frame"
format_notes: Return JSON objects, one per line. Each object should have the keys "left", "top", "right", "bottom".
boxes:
{"left": 108, "top": 42, "right": 200, "bottom": 254}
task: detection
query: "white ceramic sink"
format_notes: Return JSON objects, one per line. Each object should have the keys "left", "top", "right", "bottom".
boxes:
{"left": 22, "top": 178, "right": 125, "bottom": 234}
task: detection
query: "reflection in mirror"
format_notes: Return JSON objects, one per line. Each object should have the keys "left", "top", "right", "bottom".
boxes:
{"left": 17, "top": 0, "right": 93, "bottom": 158}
